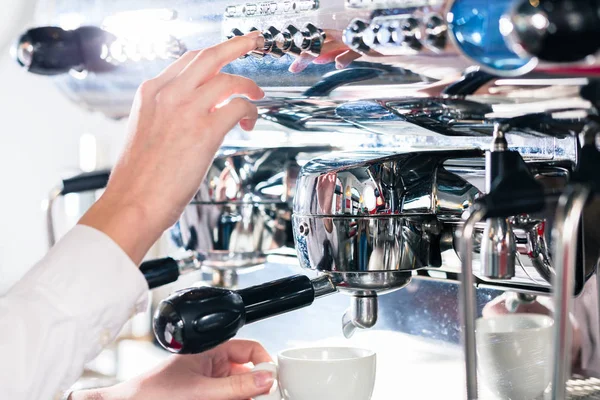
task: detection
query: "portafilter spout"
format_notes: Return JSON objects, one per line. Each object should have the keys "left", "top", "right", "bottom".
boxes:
{"left": 342, "top": 294, "right": 378, "bottom": 339}
{"left": 152, "top": 274, "right": 337, "bottom": 354}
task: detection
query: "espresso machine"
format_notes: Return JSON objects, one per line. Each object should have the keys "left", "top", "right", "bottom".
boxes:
{"left": 18, "top": 0, "right": 600, "bottom": 398}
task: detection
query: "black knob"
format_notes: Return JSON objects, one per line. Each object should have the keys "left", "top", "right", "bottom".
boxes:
{"left": 153, "top": 275, "right": 315, "bottom": 354}
{"left": 261, "top": 27, "right": 285, "bottom": 58}
{"left": 392, "top": 17, "right": 422, "bottom": 51}
{"left": 247, "top": 27, "right": 266, "bottom": 59}
{"left": 509, "top": 0, "right": 600, "bottom": 62}
{"left": 343, "top": 19, "right": 371, "bottom": 53}
{"left": 14, "top": 26, "right": 117, "bottom": 75}
{"left": 276, "top": 25, "right": 302, "bottom": 55}
{"left": 293, "top": 23, "right": 325, "bottom": 56}
{"left": 424, "top": 14, "right": 447, "bottom": 50}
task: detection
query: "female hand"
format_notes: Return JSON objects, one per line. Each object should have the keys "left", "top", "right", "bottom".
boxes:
{"left": 79, "top": 33, "right": 264, "bottom": 263}
{"left": 71, "top": 340, "right": 274, "bottom": 400}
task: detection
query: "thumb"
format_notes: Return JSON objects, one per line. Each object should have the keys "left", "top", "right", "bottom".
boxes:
{"left": 202, "top": 371, "right": 275, "bottom": 400}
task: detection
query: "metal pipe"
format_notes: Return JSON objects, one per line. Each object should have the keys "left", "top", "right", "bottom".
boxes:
{"left": 45, "top": 187, "right": 62, "bottom": 248}
{"left": 459, "top": 206, "right": 487, "bottom": 400}
{"left": 550, "top": 184, "right": 590, "bottom": 400}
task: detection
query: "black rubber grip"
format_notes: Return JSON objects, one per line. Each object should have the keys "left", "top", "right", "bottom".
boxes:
{"left": 61, "top": 169, "right": 111, "bottom": 195}
{"left": 239, "top": 274, "right": 315, "bottom": 324}
{"left": 140, "top": 257, "right": 181, "bottom": 289}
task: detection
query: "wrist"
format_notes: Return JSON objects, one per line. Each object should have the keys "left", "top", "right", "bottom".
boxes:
{"left": 79, "top": 194, "right": 162, "bottom": 265}
{"left": 69, "top": 382, "right": 135, "bottom": 400}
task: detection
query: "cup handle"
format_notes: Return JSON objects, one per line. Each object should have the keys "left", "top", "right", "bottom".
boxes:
{"left": 253, "top": 362, "right": 281, "bottom": 400}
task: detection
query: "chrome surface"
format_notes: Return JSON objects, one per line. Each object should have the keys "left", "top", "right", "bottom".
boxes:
{"left": 480, "top": 124, "right": 516, "bottom": 280}
{"left": 551, "top": 185, "right": 592, "bottom": 400}
{"left": 291, "top": 148, "right": 582, "bottom": 293}
{"left": 480, "top": 218, "right": 516, "bottom": 279}
{"left": 311, "top": 274, "right": 338, "bottom": 298}
{"left": 342, "top": 294, "right": 378, "bottom": 338}
{"left": 458, "top": 207, "right": 485, "bottom": 400}
{"left": 45, "top": 186, "right": 63, "bottom": 247}
{"left": 174, "top": 145, "right": 333, "bottom": 270}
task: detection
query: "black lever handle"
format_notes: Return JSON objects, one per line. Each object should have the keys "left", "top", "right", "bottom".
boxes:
{"left": 153, "top": 275, "right": 316, "bottom": 354}
{"left": 60, "top": 169, "right": 111, "bottom": 195}
{"left": 140, "top": 257, "right": 182, "bottom": 290}
{"left": 14, "top": 26, "right": 116, "bottom": 75}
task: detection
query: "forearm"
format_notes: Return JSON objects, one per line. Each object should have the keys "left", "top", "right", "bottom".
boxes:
{"left": 70, "top": 383, "right": 136, "bottom": 400}
{"left": 79, "top": 196, "right": 162, "bottom": 265}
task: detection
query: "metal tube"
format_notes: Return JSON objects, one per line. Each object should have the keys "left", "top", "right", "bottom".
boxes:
{"left": 312, "top": 274, "right": 337, "bottom": 298}
{"left": 550, "top": 184, "right": 590, "bottom": 400}
{"left": 45, "top": 187, "right": 62, "bottom": 248}
{"left": 459, "top": 206, "right": 487, "bottom": 400}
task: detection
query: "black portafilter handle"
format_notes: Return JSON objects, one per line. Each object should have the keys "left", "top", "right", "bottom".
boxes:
{"left": 152, "top": 275, "right": 320, "bottom": 354}
{"left": 14, "top": 26, "right": 117, "bottom": 75}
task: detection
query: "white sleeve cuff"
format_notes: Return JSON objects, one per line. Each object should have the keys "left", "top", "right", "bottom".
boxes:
{"left": 16, "top": 224, "right": 149, "bottom": 381}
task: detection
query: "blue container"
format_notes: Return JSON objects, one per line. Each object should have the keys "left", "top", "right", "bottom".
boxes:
{"left": 448, "top": 0, "right": 536, "bottom": 75}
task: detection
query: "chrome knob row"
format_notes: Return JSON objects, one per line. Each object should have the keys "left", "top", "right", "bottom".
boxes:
{"left": 227, "top": 23, "right": 325, "bottom": 58}
{"left": 344, "top": 14, "right": 446, "bottom": 54}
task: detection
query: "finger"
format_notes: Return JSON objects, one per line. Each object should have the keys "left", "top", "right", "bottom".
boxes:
{"left": 230, "top": 363, "right": 252, "bottom": 375}
{"left": 289, "top": 53, "right": 316, "bottom": 73}
{"left": 152, "top": 50, "right": 200, "bottom": 87}
{"left": 323, "top": 29, "right": 343, "bottom": 43}
{"left": 220, "top": 339, "right": 273, "bottom": 365}
{"left": 174, "top": 33, "right": 260, "bottom": 90}
{"left": 208, "top": 98, "right": 259, "bottom": 134}
{"left": 201, "top": 372, "right": 274, "bottom": 400}
{"left": 335, "top": 50, "right": 362, "bottom": 69}
{"left": 198, "top": 73, "right": 264, "bottom": 111}
{"left": 313, "top": 41, "right": 351, "bottom": 64}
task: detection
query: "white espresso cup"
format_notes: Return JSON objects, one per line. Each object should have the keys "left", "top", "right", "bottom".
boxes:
{"left": 476, "top": 314, "right": 554, "bottom": 400}
{"left": 253, "top": 346, "right": 376, "bottom": 400}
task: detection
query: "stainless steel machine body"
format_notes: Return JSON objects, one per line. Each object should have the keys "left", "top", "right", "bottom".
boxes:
{"left": 25, "top": 0, "right": 600, "bottom": 398}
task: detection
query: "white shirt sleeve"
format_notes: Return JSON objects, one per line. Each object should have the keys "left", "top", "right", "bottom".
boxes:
{"left": 0, "top": 224, "right": 149, "bottom": 400}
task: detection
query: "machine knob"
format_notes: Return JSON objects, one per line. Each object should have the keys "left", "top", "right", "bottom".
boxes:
{"left": 260, "top": 27, "right": 285, "bottom": 58}
{"left": 508, "top": 0, "right": 600, "bottom": 62}
{"left": 391, "top": 17, "right": 422, "bottom": 50}
{"left": 424, "top": 14, "right": 447, "bottom": 50}
{"left": 14, "top": 26, "right": 116, "bottom": 75}
{"left": 362, "top": 24, "right": 380, "bottom": 48}
{"left": 227, "top": 28, "right": 249, "bottom": 59}
{"left": 292, "top": 23, "right": 325, "bottom": 56}
{"left": 343, "top": 19, "right": 371, "bottom": 53}
{"left": 375, "top": 22, "right": 395, "bottom": 46}
{"left": 247, "top": 27, "right": 266, "bottom": 59}
{"left": 275, "top": 25, "right": 302, "bottom": 55}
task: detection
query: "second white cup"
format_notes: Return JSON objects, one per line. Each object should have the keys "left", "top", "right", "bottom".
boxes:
{"left": 476, "top": 314, "right": 554, "bottom": 400}
{"left": 254, "top": 346, "right": 376, "bottom": 400}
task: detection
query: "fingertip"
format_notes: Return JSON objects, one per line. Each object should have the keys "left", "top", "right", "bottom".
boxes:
{"left": 240, "top": 118, "right": 257, "bottom": 131}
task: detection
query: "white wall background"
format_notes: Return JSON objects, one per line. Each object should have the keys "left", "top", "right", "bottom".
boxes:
{"left": 0, "top": 50, "right": 128, "bottom": 293}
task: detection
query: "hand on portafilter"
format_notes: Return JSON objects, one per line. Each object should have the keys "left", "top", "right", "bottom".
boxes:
{"left": 78, "top": 33, "right": 265, "bottom": 264}
{"left": 70, "top": 340, "right": 275, "bottom": 400}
